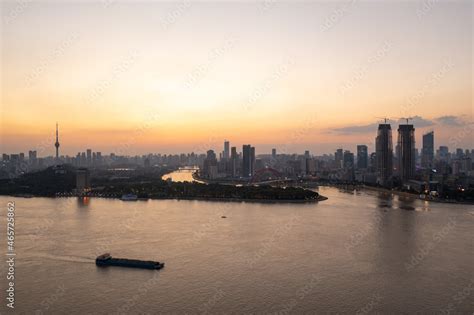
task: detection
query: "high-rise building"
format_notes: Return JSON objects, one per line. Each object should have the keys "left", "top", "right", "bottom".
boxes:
{"left": 343, "top": 150, "right": 354, "bottom": 169}
{"left": 398, "top": 124, "right": 416, "bottom": 182}
{"left": 438, "top": 146, "right": 449, "bottom": 161}
{"left": 335, "top": 149, "right": 343, "bottom": 169}
{"left": 357, "top": 145, "right": 368, "bottom": 169}
{"left": 28, "top": 150, "right": 37, "bottom": 166}
{"left": 96, "top": 152, "right": 102, "bottom": 166}
{"left": 421, "top": 131, "right": 434, "bottom": 168}
{"left": 250, "top": 146, "right": 256, "bottom": 175}
{"left": 230, "top": 146, "right": 238, "bottom": 177}
{"left": 86, "top": 149, "right": 92, "bottom": 166}
{"left": 376, "top": 123, "right": 393, "bottom": 187}
{"left": 242, "top": 145, "right": 255, "bottom": 178}
{"left": 203, "top": 150, "right": 218, "bottom": 179}
{"left": 272, "top": 148, "right": 277, "bottom": 159}
{"left": 223, "top": 140, "right": 230, "bottom": 160}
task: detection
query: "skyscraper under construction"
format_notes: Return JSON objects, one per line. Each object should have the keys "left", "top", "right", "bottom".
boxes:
{"left": 376, "top": 123, "right": 393, "bottom": 187}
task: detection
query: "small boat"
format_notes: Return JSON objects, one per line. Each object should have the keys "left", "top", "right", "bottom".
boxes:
{"left": 121, "top": 194, "right": 138, "bottom": 201}
{"left": 96, "top": 253, "right": 164, "bottom": 270}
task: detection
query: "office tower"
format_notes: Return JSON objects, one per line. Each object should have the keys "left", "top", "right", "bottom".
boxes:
{"left": 28, "top": 150, "right": 37, "bottom": 166}
{"left": 456, "top": 148, "right": 463, "bottom": 158}
{"left": 398, "top": 124, "right": 416, "bottom": 182}
{"left": 54, "top": 123, "right": 60, "bottom": 160}
{"left": 19, "top": 153, "right": 25, "bottom": 161}
{"left": 2, "top": 154, "right": 9, "bottom": 161}
{"left": 438, "top": 146, "right": 449, "bottom": 161}
{"left": 223, "top": 141, "right": 230, "bottom": 160}
{"left": 376, "top": 123, "right": 393, "bottom": 187}
{"left": 343, "top": 150, "right": 354, "bottom": 169}
{"left": 81, "top": 152, "right": 86, "bottom": 166}
{"left": 86, "top": 149, "right": 92, "bottom": 166}
{"left": 421, "top": 131, "right": 434, "bottom": 168}
{"left": 357, "top": 145, "right": 368, "bottom": 169}
{"left": 231, "top": 146, "right": 238, "bottom": 177}
{"left": 96, "top": 152, "right": 102, "bottom": 166}
{"left": 250, "top": 146, "right": 256, "bottom": 175}
{"left": 272, "top": 148, "right": 276, "bottom": 159}
{"left": 335, "top": 149, "right": 343, "bottom": 168}
{"left": 242, "top": 145, "right": 251, "bottom": 177}
{"left": 342, "top": 150, "right": 355, "bottom": 181}
{"left": 242, "top": 145, "right": 255, "bottom": 178}
{"left": 203, "top": 150, "right": 218, "bottom": 179}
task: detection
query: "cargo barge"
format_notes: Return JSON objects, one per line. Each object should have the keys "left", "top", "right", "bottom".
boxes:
{"left": 96, "top": 253, "right": 164, "bottom": 270}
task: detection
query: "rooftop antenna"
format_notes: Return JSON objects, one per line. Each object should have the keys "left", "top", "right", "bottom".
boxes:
{"left": 398, "top": 117, "right": 413, "bottom": 125}
{"left": 375, "top": 117, "right": 390, "bottom": 124}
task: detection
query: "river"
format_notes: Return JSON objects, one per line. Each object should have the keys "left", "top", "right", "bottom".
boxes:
{"left": 0, "top": 170, "right": 472, "bottom": 313}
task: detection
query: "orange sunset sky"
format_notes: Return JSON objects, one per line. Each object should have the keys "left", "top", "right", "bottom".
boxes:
{"left": 1, "top": 1, "right": 472, "bottom": 156}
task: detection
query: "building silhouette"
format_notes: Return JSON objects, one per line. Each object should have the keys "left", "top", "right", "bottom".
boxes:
{"left": 421, "top": 131, "right": 434, "bottom": 168}
{"left": 335, "top": 148, "right": 343, "bottom": 169}
{"left": 242, "top": 145, "right": 255, "bottom": 178}
{"left": 357, "top": 145, "right": 368, "bottom": 169}
{"left": 398, "top": 124, "right": 416, "bottom": 182}
{"left": 376, "top": 123, "right": 393, "bottom": 187}
{"left": 223, "top": 140, "right": 230, "bottom": 160}
{"left": 230, "top": 146, "right": 238, "bottom": 177}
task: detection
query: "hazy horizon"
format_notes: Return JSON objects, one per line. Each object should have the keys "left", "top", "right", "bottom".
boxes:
{"left": 1, "top": 1, "right": 472, "bottom": 155}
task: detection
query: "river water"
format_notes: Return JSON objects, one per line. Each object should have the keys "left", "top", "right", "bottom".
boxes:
{"left": 0, "top": 170, "right": 473, "bottom": 313}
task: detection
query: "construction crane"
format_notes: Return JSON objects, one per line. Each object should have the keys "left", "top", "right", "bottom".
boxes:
{"left": 375, "top": 117, "right": 391, "bottom": 124}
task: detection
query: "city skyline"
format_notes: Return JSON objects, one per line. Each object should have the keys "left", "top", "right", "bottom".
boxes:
{"left": 1, "top": 1, "right": 472, "bottom": 154}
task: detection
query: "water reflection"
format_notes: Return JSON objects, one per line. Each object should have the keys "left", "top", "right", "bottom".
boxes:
{"left": 397, "top": 195, "right": 416, "bottom": 211}
{"left": 77, "top": 196, "right": 91, "bottom": 208}
{"left": 377, "top": 192, "right": 393, "bottom": 211}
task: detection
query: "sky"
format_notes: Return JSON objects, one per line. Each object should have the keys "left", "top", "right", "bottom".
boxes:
{"left": 1, "top": 0, "right": 472, "bottom": 156}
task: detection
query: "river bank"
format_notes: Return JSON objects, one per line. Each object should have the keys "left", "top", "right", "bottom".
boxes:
{"left": 360, "top": 185, "right": 474, "bottom": 205}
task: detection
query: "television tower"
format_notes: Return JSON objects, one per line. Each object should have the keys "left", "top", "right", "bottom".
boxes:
{"left": 55, "top": 122, "right": 60, "bottom": 160}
